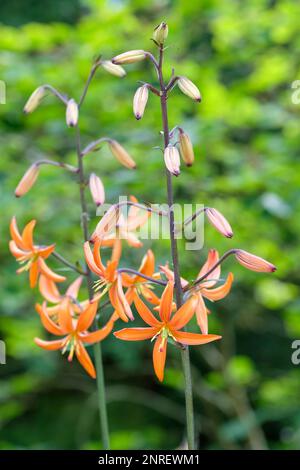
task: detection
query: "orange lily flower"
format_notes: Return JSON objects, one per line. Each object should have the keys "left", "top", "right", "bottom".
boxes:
{"left": 9, "top": 216, "right": 66, "bottom": 288}
{"left": 92, "top": 196, "right": 150, "bottom": 248}
{"left": 36, "top": 276, "right": 87, "bottom": 323}
{"left": 114, "top": 282, "right": 221, "bottom": 381}
{"left": 160, "top": 249, "right": 233, "bottom": 335}
{"left": 84, "top": 238, "right": 133, "bottom": 322}
{"left": 34, "top": 299, "right": 113, "bottom": 378}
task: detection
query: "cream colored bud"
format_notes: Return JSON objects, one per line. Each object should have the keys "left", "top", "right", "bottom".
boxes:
{"left": 112, "top": 50, "right": 146, "bottom": 65}
{"left": 235, "top": 250, "right": 276, "bottom": 273}
{"left": 101, "top": 60, "right": 126, "bottom": 78}
{"left": 164, "top": 145, "right": 180, "bottom": 176}
{"left": 153, "top": 22, "right": 168, "bottom": 45}
{"left": 179, "top": 129, "right": 195, "bottom": 166}
{"left": 23, "top": 86, "right": 46, "bottom": 114}
{"left": 66, "top": 99, "right": 78, "bottom": 127}
{"left": 89, "top": 173, "right": 105, "bottom": 206}
{"left": 178, "top": 76, "right": 201, "bottom": 102}
{"left": 109, "top": 140, "right": 136, "bottom": 169}
{"left": 91, "top": 204, "right": 120, "bottom": 242}
{"left": 15, "top": 164, "right": 40, "bottom": 197}
{"left": 205, "top": 207, "right": 233, "bottom": 238}
{"left": 133, "top": 85, "right": 149, "bottom": 120}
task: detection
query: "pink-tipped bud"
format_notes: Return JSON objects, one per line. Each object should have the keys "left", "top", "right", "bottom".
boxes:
{"left": 91, "top": 204, "right": 120, "bottom": 242}
{"left": 179, "top": 128, "right": 195, "bottom": 166}
{"left": 133, "top": 85, "right": 149, "bottom": 120}
{"left": 112, "top": 50, "right": 146, "bottom": 65}
{"left": 108, "top": 140, "right": 136, "bottom": 169}
{"left": 15, "top": 164, "right": 40, "bottom": 197}
{"left": 177, "top": 76, "right": 201, "bottom": 102}
{"left": 89, "top": 173, "right": 105, "bottom": 206}
{"left": 66, "top": 99, "right": 78, "bottom": 127}
{"left": 164, "top": 145, "right": 180, "bottom": 176}
{"left": 101, "top": 60, "right": 126, "bottom": 77}
{"left": 23, "top": 86, "right": 46, "bottom": 114}
{"left": 235, "top": 250, "right": 276, "bottom": 273}
{"left": 205, "top": 208, "right": 233, "bottom": 238}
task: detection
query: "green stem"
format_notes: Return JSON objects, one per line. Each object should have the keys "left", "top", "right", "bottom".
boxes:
{"left": 157, "top": 45, "right": 196, "bottom": 450}
{"left": 75, "top": 125, "right": 110, "bottom": 450}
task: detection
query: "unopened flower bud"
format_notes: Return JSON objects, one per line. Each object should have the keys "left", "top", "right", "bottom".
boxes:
{"left": 164, "top": 145, "right": 180, "bottom": 176}
{"left": 108, "top": 140, "right": 136, "bottom": 169}
{"left": 205, "top": 208, "right": 233, "bottom": 238}
{"left": 133, "top": 85, "right": 149, "bottom": 120}
{"left": 235, "top": 250, "right": 276, "bottom": 273}
{"left": 66, "top": 99, "right": 78, "bottom": 127}
{"left": 91, "top": 204, "right": 120, "bottom": 242}
{"left": 112, "top": 50, "right": 146, "bottom": 65}
{"left": 101, "top": 60, "right": 126, "bottom": 78}
{"left": 178, "top": 76, "right": 201, "bottom": 102}
{"left": 179, "top": 128, "right": 195, "bottom": 166}
{"left": 153, "top": 22, "right": 168, "bottom": 45}
{"left": 89, "top": 173, "right": 105, "bottom": 206}
{"left": 15, "top": 164, "right": 40, "bottom": 197}
{"left": 23, "top": 86, "right": 46, "bottom": 114}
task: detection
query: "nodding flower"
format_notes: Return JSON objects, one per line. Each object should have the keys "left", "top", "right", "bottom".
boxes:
{"left": 9, "top": 217, "right": 65, "bottom": 288}
{"left": 15, "top": 164, "right": 40, "bottom": 197}
{"left": 133, "top": 85, "right": 149, "bottom": 120}
{"left": 115, "top": 281, "right": 221, "bottom": 381}
{"left": 164, "top": 145, "right": 181, "bottom": 176}
{"left": 235, "top": 250, "right": 276, "bottom": 273}
{"left": 177, "top": 76, "right": 201, "bottom": 102}
{"left": 205, "top": 207, "right": 233, "bottom": 238}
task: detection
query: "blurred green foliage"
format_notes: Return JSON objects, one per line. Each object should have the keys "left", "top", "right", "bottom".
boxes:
{"left": 1, "top": 0, "right": 300, "bottom": 450}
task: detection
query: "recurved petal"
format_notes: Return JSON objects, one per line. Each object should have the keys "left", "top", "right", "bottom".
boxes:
{"left": 29, "top": 261, "right": 39, "bottom": 288}
{"left": 21, "top": 219, "right": 36, "bottom": 251}
{"left": 198, "top": 249, "right": 220, "bottom": 288}
{"left": 66, "top": 276, "right": 83, "bottom": 299}
{"left": 77, "top": 301, "right": 98, "bottom": 332}
{"left": 109, "top": 282, "right": 129, "bottom": 323}
{"left": 171, "top": 330, "right": 222, "bottom": 346}
{"left": 159, "top": 281, "right": 174, "bottom": 322}
{"left": 38, "top": 302, "right": 64, "bottom": 335}
{"left": 9, "top": 240, "right": 27, "bottom": 259}
{"left": 153, "top": 336, "right": 167, "bottom": 382}
{"left": 114, "top": 327, "right": 157, "bottom": 341}
{"left": 134, "top": 293, "right": 161, "bottom": 327}
{"left": 169, "top": 295, "right": 198, "bottom": 330}
{"left": 38, "top": 244, "right": 56, "bottom": 259}
{"left": 58, "top": 298, "right": 74, "bottom": 334}
{"left": 10, "top": 216, "right": 27, "bottom": 250}
{"left": 38, "top": 258, "right": 66, "bottom": 283}
{"left": 79, "top": 320, "right": 114, "bottom": 344}
{"left": 140, "top": 285, "right": 160, "bottom": 305}
{"left": 34, "top": 337, "right": 66, "bottom": 350}
{"left": 138, "top": 249, "right": 155, "bottom": 278}
{"left": 194, "top": 294, "right": 208, "bottom": 335}
{"left": 39, "top": 275, "right": 61, "bottom": 303}
{"left": 202, "top": 272, "right": 234, "bottom": 301}
{"left": 83, "top": 241, "right": 104, "bottom": 277}
{"left": 122, "top": 231, "right": 143, "bottom": 248}
{"left": 75, "top": 341, "right": 96, "bottom": 378}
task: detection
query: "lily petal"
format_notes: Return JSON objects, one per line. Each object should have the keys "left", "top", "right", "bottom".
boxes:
{"left": 10, "top": 216, "right": 28, "bottom": 250}
{"left": 198, "top": 249, "right": 220, "bottom": 288}
{"left": 39, "top": 275, "right": 61, "bottom": 303}
{"left": 77, "top": 301, "right": 98, "bottom": 332}
{"left": 195, "top": 294, "right": 208, "bottom": 334}
{"left": 134, "top": 293, "right": 161, "bottom": 327}
{"left": 66, "top": 276, "right": 83, "bottom": 299}
{"left": 75, "top": 341, "right": 96, "bottom": 378}
{"left": 169, "top": 295, "right": 198, "bottom": 330}
{"left": 29, "top": 261, "right": 39, "bottom": 288}
{"left": 79, "top": 320, "right": 114, "bottom": 344}
{"left": 38, "top": 302, "right": 64, "bottom": 335}
{"left": 159, "top": 281, "right": 174, "bottom": 323}
{"left": 21, "top": 219, "right": 36, "bottom": 251}
{"left": 171, "top": 330, "right": 222, "bottom": 346}
{"left": 38, "top": 258, "right": 66, "bottom": 283}
{"left": 83, "top": 241, "right": 104, "bottom": 277}
{"left": 34, "top": 337, "right": 66, "bottom": 350}
{"left": 202, "top": 272, "right": 234, "bottom": 301}
{"left": 114, "top": 327, "right": 157, "bottom": 341}
{"left": 153, "top": 336, "right": 167, "bottom": 382}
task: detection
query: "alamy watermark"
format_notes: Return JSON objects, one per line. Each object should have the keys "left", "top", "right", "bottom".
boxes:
{"left": 291, "top": 80, "right": 300, "bottom": 104}
{"left": 0, "top": 340, "right": 6, "bottom": 365}
{"left": 0, "top": 80, "right": 6, "bottom": 104}
{"left": 291, "top": 340, "right": 300, "bottom": 365}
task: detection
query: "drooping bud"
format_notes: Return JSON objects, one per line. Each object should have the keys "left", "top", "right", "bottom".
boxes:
{"left": 23, "top": 86, "right": 46, "bottom": 114}
{"left": 15, "top": 164, "right": 40, "bottom": 197}
{"left": 133, "top": 85, "right": 149, "bottom": 120}
{"left": 112, "top": 50, "right": 146, "bottom": 65}
{"left": 101, "top": 60, "right": 126, "bottom": 78}
{"left": 177, "top": 76, "right": 201, "bottom": 102}
{"left": 178, "top": 128, "right": 195, "bottom": 166}
{"left": 153, "top": 22, "right": 168, "bottom": 45}
{"left": 205, "top": 208, "right": 233, "bottom": 238}
{"left": 89, "top": 173, "right": 105, "bottom": 206}
{"left": 66, "top": 99, "right": 78, "bottom": 127}
{"left": 235, "top": 250, "right": 276, "bottom": 273}
{"left": 108, "top": 140, "right": 136, "bottom": 169}
{"left": 164, "top": 145, "right": 180, "bottom": 176}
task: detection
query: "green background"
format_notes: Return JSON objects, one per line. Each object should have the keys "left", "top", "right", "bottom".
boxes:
{"left": 1, "top": 0, "right": 300, "bottom": 450}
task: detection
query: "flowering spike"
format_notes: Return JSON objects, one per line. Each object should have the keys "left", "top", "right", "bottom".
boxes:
{"left": 235, "top": 250, "right": 276, "bottom": 273}
{"left": 112, "top": 50, "right": 146, "bottom": 65}
{"left": 178, "top": 128, "right": 195, "bottom": 166}
{"left": 205, "top": 208, "right": 233, "bottom": 238}
{"left": 15, "top": 164, "right": 40, "bottom": 197}
{"left": 66, "top": 99, "right": 79, "bottom": 127}
{"left": 153, "top": 22, "right": 168, "bottom": 45}
{"left": 23, "top": 86, "right": 46, "bottom": 114}
{"left": 89, "top": 173, "right": 105, "bottom": 207}
{"left": 164, "top": 145, "right": 180, "bottom": 176}
{"left": 177, "top": 76, "right": 201, "bottom": 102}
{"left": 133, "top": 85, "right": 149, "bottom": 120}
{"left": 108, "top": 140, "right": 136, "bottom": 169}
{"left": 101, "top": 60, "right": 126, "bottom": 78}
